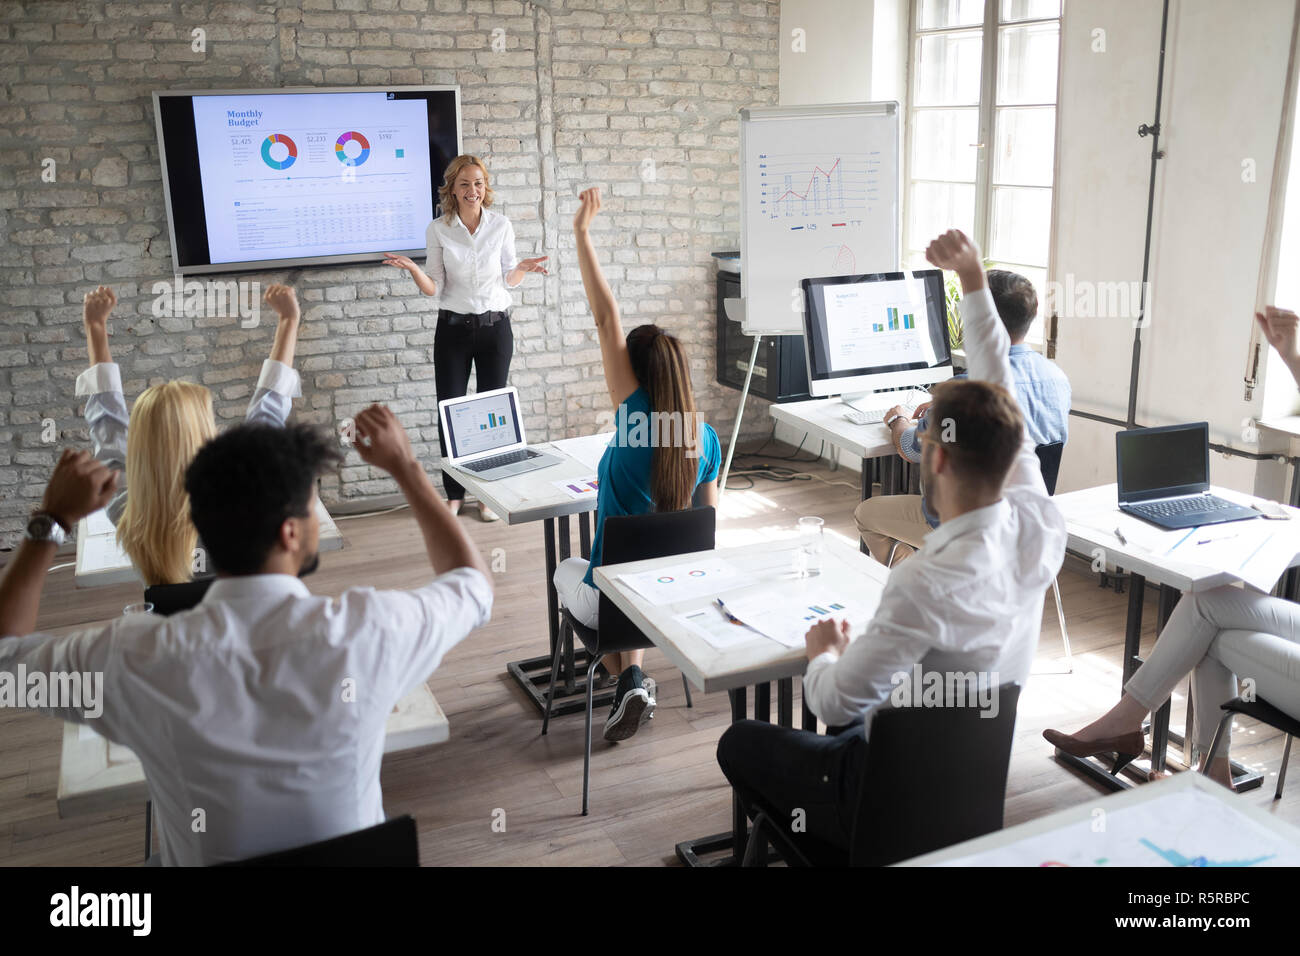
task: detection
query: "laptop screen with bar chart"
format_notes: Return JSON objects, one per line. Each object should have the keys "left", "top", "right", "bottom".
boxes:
{"left": 444, "top": 389, "right": 524, "bottom": 460}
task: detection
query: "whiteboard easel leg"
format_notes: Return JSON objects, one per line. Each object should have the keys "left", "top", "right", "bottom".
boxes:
{"left": 719, "top": 336, "right": 761, "bottom": 503}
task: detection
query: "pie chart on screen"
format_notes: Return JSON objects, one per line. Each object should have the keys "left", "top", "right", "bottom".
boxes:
{"left": 335, "top": 131, "right": 371, "bottom": 166}
{"left": 260, "top": 133, "right": 297, "bottom": 170}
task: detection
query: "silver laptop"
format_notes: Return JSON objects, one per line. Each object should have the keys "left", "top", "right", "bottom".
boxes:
{"left": 439, "top": 386, "right": 562, "bottom": 480}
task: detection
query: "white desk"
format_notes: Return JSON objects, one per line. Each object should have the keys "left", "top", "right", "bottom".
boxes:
{"left": 768, "top": 397, "right": 904, "bottom": 500}
{"left": 900, "top": 770, "right": 1300, "bottom": 866}
{"left": 595, "top": 535, "right": 889, "bottom": 865}
{"left": 58, "top": 683, "right": 449, "bottom": 859}
{"left": 442, "top": 432, "right": 613, "bottom": 717}
{"left": 74, "top": 498, "right": 345, "bottom": 588}
{"left": 1052, "top": 483, "right": 1300, "bottom": 791}
{"left": 594, "top": 536, "right": 888, "bottom": 694}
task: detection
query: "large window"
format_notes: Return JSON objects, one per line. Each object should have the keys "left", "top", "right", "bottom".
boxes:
{"left": 906, "top": 0, "right": 1062, "bottom": 341}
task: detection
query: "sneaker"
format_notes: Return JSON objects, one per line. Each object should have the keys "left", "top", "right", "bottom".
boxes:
{"left": 603, "top": 665, "right": 655, "bottom": 741}
{"left": 478, "top": 503, "right": 500, "bottom": 522}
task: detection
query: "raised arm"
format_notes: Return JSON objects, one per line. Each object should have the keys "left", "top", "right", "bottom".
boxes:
{"left": 925, "top": 230, "right": 1044, "bottom": 496}
{"left": 0, "top": 450, "right": 118, "bottom": 637}
{"left": 74, "top": 287, "right": 129, "bottom": 522}
{"left": 1256, "top": 306, "right": 1300, "bottom": 389}
{"left": 83, "top": 286, "right": 115, "bottom": 366}
{"left": 244, "top": 284, "right": 304, "bottom": 427}
{"left": 573, "top": 188, "right": 639, "bottom": 407}
{"left": 263, "top": 284, "right": 301, "bottom": 367}
{"left": 352, "top": 404, "right": 492, "bottom": 586}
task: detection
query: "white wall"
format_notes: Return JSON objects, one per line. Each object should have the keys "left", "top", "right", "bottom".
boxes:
{"left": 1053, "top": 0, "right": 1296, "bottom": 500}
{"left": 779, "top": 0, "right": 875, "bottom": 106}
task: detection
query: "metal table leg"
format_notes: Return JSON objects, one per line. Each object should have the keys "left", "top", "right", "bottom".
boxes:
{"left": 507, "top": 514, "right": 614, "bottom": 718}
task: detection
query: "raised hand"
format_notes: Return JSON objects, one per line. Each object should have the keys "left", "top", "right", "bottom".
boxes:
{"left": 1256, "top": 306, "right": 1300, "bottom": 379}
{"left": 352, "top": 403, "right": 418, "bottom": 475}
{"left": 263, "top": 284, "right": 299, "bottom": 323}
{"left": 573, "top": 187, "right": 603, "bottom": 233}
{"left": 924, "top": 229, "right": 983, "bottom": 283}
{"left": 40, "top": 449, "right": 119, "bottom": 531}
{"left": 82, "top": 286, "right": 117, "bottom": 329}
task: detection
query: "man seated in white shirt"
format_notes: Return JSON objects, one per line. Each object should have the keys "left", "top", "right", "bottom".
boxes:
{"left": 0, "top": 404, "right": 493, "bottom": 866}
{"left": 715, "top": 230, "right": 1067, "bottom": 860}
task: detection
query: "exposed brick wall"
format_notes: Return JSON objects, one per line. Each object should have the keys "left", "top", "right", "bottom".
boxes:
{"left": 0, "top": 0, "right": 780, "bottom": 544}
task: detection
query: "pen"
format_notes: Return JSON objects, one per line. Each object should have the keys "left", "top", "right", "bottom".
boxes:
{"left": 1113, "top": 528, "right": 1127, "bottom": 545}
{"left": 714, "top": 599, "right": 772, "bottom": 639}
{"left": 1196, "top": 535, "right": 1237, "bottom": 545}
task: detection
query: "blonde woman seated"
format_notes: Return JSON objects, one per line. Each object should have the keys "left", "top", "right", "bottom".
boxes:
{"left": 75, "top": 284, "right": 304, "bottom": 586}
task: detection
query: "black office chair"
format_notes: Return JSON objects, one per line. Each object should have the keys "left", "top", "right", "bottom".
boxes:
{"left": 1204, "top": 697, "right": 1298, "bottom": 799}
{"left": 742, "top": 683, "right": 1022, "bottom": 866}
{"left": 143, "top": 577, "right": 214, "bottom": 616}
{"left": 219, "top": 815, "right": 419, "bottom": 866}
{"left": 1035, "top": 441, "right": 1072, "bottom": 672}
{"left": 542, "top": 506, "right": 716, "bottom": 815}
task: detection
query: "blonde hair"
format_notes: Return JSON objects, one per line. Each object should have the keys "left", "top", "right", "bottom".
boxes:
{"left": 439, "top": 155, "right": 494, "bottom": 223}
{"left": 115, "top": 381, "right": 217, "bottom": 586}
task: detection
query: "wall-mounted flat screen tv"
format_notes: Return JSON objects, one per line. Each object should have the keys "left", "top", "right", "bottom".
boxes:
{"left": 153, "top": 86, "right": 462, "bottom": 275}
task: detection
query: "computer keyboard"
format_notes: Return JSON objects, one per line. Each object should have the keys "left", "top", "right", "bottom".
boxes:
{"left": 1130, "top": 495, "right": 1240, "bottom": 518}
{"left": 841, "top": 389, "right": 931, "bottom": 426}
{"left": 463, "top": 448, "right": 539, "bottom": 472}
{"left": 843, "top": 406, "right": 909, "bottom": 426}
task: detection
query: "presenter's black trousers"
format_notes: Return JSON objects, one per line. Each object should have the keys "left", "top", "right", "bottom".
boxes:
{"left": 434, "top": 309, "right": 513, "bottom": 502}
{"left": 716, "top": 717, "right": 866, "bottom": 861}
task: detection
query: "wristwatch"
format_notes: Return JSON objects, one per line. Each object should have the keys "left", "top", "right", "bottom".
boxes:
{"left": 883, "top": 413, "right": 905, "bottom": 429}
{"left": 25, "top": 512, "right": 69, "bottom": 546}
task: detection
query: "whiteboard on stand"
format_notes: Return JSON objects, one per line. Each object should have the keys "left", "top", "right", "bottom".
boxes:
{"left": 738, "top": 102, "right": 902, "bottom": 336}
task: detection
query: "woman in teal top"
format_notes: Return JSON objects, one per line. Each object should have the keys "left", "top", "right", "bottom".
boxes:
{"left": 555, "top": 187, "right": 721, "bottom": 742}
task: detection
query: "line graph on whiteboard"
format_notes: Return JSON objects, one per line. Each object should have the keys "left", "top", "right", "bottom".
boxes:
{"left": 757, "top": 151, "right": 878, "bottom": 220}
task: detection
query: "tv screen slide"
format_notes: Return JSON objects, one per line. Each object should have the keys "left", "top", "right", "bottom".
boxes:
{"left": 153, "top": 87, "right": 461, "bottom": 274}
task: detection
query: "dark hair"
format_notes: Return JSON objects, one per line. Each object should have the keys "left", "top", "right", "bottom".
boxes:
{"left": 924, "top": 379, "right": 1024, "bottom": 491}
{"left": 185, "top": 423, "right": 343, "bottom": 575}
{"left": 626, "top": 324, "right": 700, "bottom": 512}
{"left": 987, "top": 269, "right": 1037, "bottom": 341}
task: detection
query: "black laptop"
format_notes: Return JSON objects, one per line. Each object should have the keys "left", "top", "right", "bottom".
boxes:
{"left": 1116, "top": 422, "right": 1258, "bottom": 530}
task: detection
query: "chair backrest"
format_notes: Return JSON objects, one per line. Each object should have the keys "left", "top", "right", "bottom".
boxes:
{"left": 1035, "top": 442, "right": 1064, "bottom": 496}
{"left": 143, "top": 577, "right": 215, "bottom": 617}
{"left": 219, "top": 815, "right": 419, "bottom": 867}
{"left": 850, "top": 682, "right": 1021, "bottom": 866}
{"left": 595, "top": 506, "right": 717, "bottom": 653}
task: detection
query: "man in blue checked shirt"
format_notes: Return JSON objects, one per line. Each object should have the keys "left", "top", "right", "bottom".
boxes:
{"left": 855, "top": 269, "right": 1071, "bottom": 565}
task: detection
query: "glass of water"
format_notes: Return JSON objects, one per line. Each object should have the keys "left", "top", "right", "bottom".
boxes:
{"left": 795, "top": 516, "right": 824, "bottom": 577}
{"left": 122, "top": 602, "right": 154, "bottom": 616}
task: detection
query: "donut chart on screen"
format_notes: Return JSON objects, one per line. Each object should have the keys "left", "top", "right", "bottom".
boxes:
{"left": 260, "top": 133, "right": 298, "bottom": 170}
{"left": 334, "top": 131, "right": 371, "bottom": 166}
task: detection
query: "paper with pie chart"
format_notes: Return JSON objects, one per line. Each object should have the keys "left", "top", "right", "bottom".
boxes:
{"left": 190, "top": 91, "right": 433, "bottom": 264}
{"left": 619, "top": 559, "right": 748, "bottom": 605}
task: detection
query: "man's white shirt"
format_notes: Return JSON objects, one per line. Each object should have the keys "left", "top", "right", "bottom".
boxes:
{"left": 0, "top": 566, "right": 492, "bottom": 865}
{"left": 802, "top": 285, "right": 1068, "bottom": 730}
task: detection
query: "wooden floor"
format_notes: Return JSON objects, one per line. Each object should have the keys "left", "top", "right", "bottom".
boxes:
{"left": 3, "top": 449, "right": 1298, "bottom": 866}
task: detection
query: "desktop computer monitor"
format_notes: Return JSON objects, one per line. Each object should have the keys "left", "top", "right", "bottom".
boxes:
{"left": 800, "top": 269, "right": 954, "bottom": 399}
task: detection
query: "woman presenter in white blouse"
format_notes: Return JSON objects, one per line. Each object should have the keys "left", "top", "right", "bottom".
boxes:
{"left": 385, "top": 154, "right": 547, "bottom": 518}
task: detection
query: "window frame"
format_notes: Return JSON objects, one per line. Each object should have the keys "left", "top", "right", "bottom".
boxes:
{"left": 904, "top": 0, "right": 1065, "bottom": 344}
